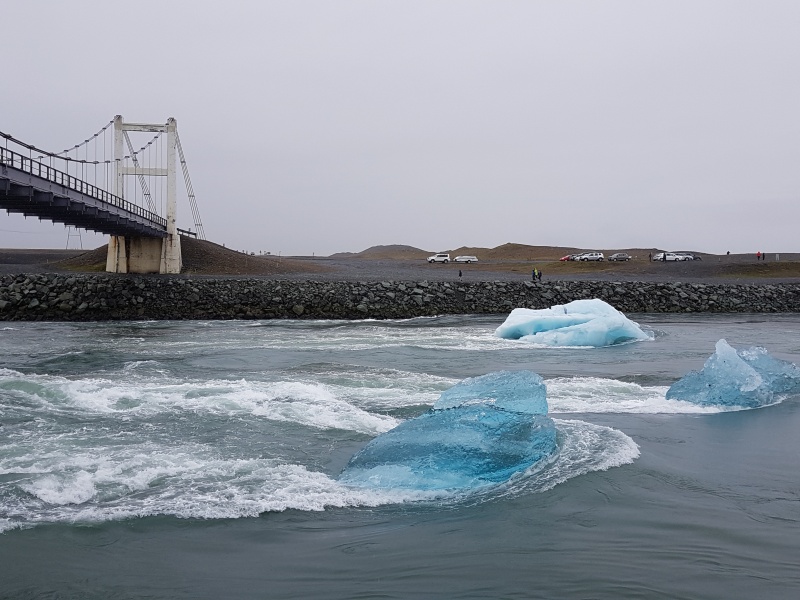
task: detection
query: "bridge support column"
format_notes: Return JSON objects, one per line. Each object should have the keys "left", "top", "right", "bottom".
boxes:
{"left": 159, "top": 118, "right": 182, "bottom": 274}
{"left": 108, "top": 115, "right": 182, "bottom": 274}
{"left": 106, "top": 235, "right": 168, "bottom": 274}
{"left": 106, "top": 236, "right": 128, "bottom": 273}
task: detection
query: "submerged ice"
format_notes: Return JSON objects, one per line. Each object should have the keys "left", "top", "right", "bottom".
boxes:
{"left": 495, "top": 298, "right": 651, "bottom": 347}
{"left": 339, "top": 371, "right": 558, "bottom": 491}
{"left": 666, "top": 339, "right": 800, "bottom": 408}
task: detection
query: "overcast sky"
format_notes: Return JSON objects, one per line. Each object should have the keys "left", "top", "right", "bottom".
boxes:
{"left": 2, "top": 1, "right": 799, "bottom": 256}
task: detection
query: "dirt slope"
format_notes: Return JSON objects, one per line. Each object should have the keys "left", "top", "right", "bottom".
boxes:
{"left": 54, "top": 237, "right": 328, "bottom": 276}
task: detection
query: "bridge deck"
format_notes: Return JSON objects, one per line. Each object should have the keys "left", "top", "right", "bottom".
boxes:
{"left": 1, "top": 147, "right": 167, "bottom": 238}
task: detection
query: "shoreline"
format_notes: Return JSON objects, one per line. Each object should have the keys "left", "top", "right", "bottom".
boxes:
{"left": 2, "top": 273, "right": 799, "bottom": 321}
{"left": 3, "top": 243, "right": 800, "bottom": 320}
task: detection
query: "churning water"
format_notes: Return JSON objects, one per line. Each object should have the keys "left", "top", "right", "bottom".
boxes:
{"left": 1, "top": 314, "right": 799, "bottom": 599}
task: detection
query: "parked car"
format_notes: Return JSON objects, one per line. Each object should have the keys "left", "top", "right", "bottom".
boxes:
{"left": 560, "top": 254, "right": 579, "bottom": 261}
{"left": 652, "top": 252, "right": 689, "bottom": 262}
{"left": 608, "top": 253, "right": 631, "bottom": 262}
{"left": 579, "top": 252, "right": 604, "bottom": 261}
{"left": 675, "top": 252, "right": 700, "bottom": 260}
{"left": 454, "top": 255, "right": 479, "bottom": 263}
{"left": 427, "top": 253, "right": 450, "bottom": 263}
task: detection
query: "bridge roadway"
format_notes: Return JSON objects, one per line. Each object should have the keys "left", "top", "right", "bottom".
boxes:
{"left": 0, "top": 146, "right": 167, "bottom": 238}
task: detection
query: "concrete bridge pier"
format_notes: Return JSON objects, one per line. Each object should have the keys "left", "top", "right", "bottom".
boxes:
{"left": 106, "top": 234, "right": 181, "bottom": 274}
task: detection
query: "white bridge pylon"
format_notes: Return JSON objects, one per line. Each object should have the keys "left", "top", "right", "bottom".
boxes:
{"left": 106, "top": 115, "right": 182, "bottom": 274}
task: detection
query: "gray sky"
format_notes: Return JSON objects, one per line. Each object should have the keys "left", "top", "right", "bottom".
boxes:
{"left": 2, "top": 0, "right": 799, "bottom": 256}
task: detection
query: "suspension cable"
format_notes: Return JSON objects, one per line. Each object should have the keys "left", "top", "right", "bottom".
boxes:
{"left": 175, "top": 131, "right": 206, "bottom": 240}
{"left": 0, "top": 127, "right": 162, "bottom": 165}
{"left": 51, "top": 119, "right": 115, "bottom": 156}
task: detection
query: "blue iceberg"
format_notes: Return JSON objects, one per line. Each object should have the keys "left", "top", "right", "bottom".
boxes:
{"left": 339, "top": 371, "right": 558, "bottom": 491}
{"left": 495, "top": 298, "right": 651, "bottom": 347}
{"left": 666, "top": 339, "right": 800, "bottom": 408}
{"left": 433, "top": 370, "right": 548, "bottom": 414}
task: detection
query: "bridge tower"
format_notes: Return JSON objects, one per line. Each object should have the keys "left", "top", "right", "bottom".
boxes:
{"left": 106, "top": 115, "right": 182, "bottom": 274}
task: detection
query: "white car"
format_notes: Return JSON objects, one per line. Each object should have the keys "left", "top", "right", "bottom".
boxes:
{"left": 579, "top": 252, "right": 604, "bottom": 261}
{"left": 454, "top": 255, "right": 478, "bottom": 263}
{"left": 427, "top": 253, "right": 450, "bottom": 263}
{"left": 653, "top": 252, "right": 689, "bottom": 262}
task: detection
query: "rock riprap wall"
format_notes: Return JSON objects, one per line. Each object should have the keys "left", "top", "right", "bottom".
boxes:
{"left": 1, "top": 274, "right": 800, "bottom": 320}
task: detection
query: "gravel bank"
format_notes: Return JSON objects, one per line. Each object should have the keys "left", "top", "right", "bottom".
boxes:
{"left": 2, "top": 274, "right": 800, "bottom": 321}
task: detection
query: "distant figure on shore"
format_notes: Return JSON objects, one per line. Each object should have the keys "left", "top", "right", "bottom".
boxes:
{"left": 757, "top": 251, "right": 762, "bottom": 261}
{"left": 648, "top": 252, "right": 652, "bottom": 261}
{"left": 537, "top": 269, "right": 542, "bottom": 282}
{"left": 458, "top": 269, "right": 462, "bottom": 279}
{"left": 532, "top": 268, "right": 537, "bottom": 281}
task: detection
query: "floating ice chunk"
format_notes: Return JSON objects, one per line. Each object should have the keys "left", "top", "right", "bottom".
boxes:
{"left": 666, "top": 339, "right": 800, "bottom": 408}
{"left": 339, "top": 371, "right": 557, "bottom": 491}
{"left": 434, "top": 370, "right": 547, "bottom": 414}
{"left": 495, "top": 298, "right": 651, "bottom": 347}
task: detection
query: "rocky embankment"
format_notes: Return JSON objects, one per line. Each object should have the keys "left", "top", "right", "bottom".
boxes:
{"left": 2, "top": 274, "right": 800, "bottom": 321}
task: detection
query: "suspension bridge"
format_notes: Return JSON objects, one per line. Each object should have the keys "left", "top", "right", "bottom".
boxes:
{"left": 0, "top": 116, "right": 205, "bottom": 274}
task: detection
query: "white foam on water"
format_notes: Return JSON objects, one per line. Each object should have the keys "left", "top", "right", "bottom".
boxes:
{"left": 0, "top": 518, "right": 24, "bottom": 534}
{"left": 0, "top": 369, "right": 398, "bottom": 435}
{"left": 1, "top": 402, "right": 642, "bottom": 529}
{"left": 1, "top": 443, "right": 445, "bottom": 530}
{"left": 0, "top": 367, "right": 28, "bottom": 378}
{"left": 249, "top": 381, "right": 398, "bottom": 433}
{"left": 19, "top": 471, "right": 97, "bottom": 505}
{"left": 296, "top": 366, "right": 454, "bottom": 411}
{"left": 2, "top": 366, "right": 731, "bottom": 428}
{"left": 122, "top": 360, "right": 160, "bottom": 371}
{"left": 301, "top": 382, "right": 441, "bottom": 413}
{"left": 466, "top": 419, "right": 640, "bottom": 505}
{"left": 530, "top": 419, "right": 640, "bottom": 489}
{"left": 197, "top": 320, "right": 516, "bottom": 353}
{"left": 546, "top": 377, "right": 723, "bottom": 414}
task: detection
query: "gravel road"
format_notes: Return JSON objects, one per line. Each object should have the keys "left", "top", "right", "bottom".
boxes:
{"left": 2, "top": 248, "right": 799, "bottom": 285}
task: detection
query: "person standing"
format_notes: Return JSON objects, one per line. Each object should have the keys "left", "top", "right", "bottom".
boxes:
{"left": 458, "top": 269, "right": 462, "bottom": 279}
{"left": 537, "top": 269, "right": 542, "bottom": 282}
{"left": 757, "top": 251, "right": 761, "bottom": 261}
{"left": 532, "top": 268, "right": 536, "bottom": 281}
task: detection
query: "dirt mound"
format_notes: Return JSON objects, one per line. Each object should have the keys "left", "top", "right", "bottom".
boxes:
{"left": 55, "top": 237, "right": 328, "bottom": 276}
{"left": 331, "top": 244, "right": 429, "bottom": 260}
{"left": 180, "top": 238, "right": 327, "bottom": 275}
{"left": 56, "top": 246, "right": 110, "bottom": 272}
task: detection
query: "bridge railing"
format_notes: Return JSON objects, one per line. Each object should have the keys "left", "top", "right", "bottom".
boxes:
{"left": 0, "top": 146, "right": 166, "bottom": 228}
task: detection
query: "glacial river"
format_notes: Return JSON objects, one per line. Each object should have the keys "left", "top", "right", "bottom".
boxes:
{"left": 1, "top": 314, "right": 799, "bottom": 599}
